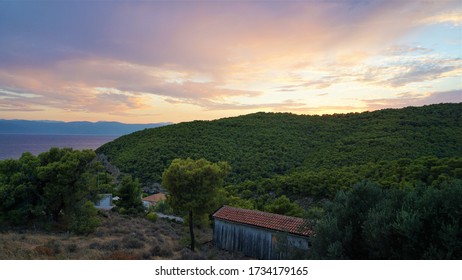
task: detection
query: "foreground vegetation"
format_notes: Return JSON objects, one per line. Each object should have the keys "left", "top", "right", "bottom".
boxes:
{"left": 0, "top": 147, "right": 146, "bottom": 234}
{"left": 0, "top": 211, "right": 245, "bottom": 260}
{"left": 311, "top": 180, "right": 462, "bottom": 259}
{"left": 0, "top": 148, "right": 107, "bottom": 234}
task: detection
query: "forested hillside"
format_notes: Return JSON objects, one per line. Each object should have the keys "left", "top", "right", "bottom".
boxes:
{"left": 97, "top": 103, "right": 462, "bottom": 187}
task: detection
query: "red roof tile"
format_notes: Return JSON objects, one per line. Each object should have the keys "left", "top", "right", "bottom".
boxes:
{"left": 142, "top": 193, "right": 167, "bottom": 203}
{"left": 213, "top": 205, "right": 311, "bottom": 236}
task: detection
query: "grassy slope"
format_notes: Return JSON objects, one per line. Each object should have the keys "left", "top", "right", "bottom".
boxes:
{"left": 97, "top": 103, "right": 462, "bottom": 185}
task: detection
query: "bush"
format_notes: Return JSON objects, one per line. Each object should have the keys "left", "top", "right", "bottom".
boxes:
{"left": 147, "top": 212, "right": 158, "bottom": 222}
{"left": 122, "top": 236, "right": 145, "bottom": 249}
{"left": 89, "top": 240, "right": 120, "bottom": 251}
{"left": 34, "top": 240, "right": 61, "bottom": 258}
{"left": 66, "top": 243, "right": 78, "bottom": 253}
{"left": 106, "top": 251, "right": 137, "bottom": 260}
{"left": 150, "top": 245, "right": 173, "bottom": 258}
{"left": 70, "top": 201, "right": 100, "bottom": 235}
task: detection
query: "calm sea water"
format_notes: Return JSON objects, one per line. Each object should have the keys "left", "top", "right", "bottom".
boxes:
{"left": 0, "top": 134, "right": 118, "bottom": 160}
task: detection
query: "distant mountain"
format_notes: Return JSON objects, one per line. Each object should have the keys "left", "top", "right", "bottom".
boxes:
{"left": 0, "top": 119, "right": 171, "bottom": 136}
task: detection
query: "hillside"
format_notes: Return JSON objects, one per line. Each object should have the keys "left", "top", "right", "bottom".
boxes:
{"left": 97, "top": 103, "right": 462, "bottom": 186}
{"left": 0, "top": 120, "right": 171, "bottom": 136}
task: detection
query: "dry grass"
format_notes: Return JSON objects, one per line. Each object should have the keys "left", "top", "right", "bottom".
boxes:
{"left": 0, "top": 212, "right": 249, "bottom": 260}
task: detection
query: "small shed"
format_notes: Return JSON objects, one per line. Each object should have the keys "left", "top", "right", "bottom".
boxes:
{"left": 142, "top": 192, "right": 167, "bottom": 208}
{"left": 213, "top": 205, "right": 311, "bottom": 259}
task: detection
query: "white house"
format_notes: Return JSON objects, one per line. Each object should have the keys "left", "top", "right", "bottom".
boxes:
{"left": 94, "top": 194, "right": 114, "bottom": 210}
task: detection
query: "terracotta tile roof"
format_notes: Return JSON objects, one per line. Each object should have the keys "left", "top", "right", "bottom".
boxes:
{"left": 142, "top": 193, "right": 167, "bottom": 203}
{"left": 213, "top": 205, "right": 311, "bottom": 236}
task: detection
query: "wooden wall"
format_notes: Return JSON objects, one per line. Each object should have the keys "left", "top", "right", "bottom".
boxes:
{"left": 214, "top": 219, "right": 309, "bottom": 259}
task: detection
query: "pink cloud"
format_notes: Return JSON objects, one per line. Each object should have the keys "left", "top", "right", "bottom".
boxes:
{"left": 362, "top": 90, "right": 462, "bottom": 111}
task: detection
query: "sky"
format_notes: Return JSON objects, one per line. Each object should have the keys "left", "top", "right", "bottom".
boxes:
{"left": 0, "top": 0, "right": 461, "bottom": 123}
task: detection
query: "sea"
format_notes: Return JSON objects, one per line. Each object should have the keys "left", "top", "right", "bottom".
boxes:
{"left": 0, "top": 134, "right": 118, "bottom": 160}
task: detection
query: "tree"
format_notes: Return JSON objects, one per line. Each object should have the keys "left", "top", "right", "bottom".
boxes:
{"left": 264, "top": 195, "right": 304, "bottom": 217}
{"left": 311, "top": 181, "right": 384, "bottom": 259}
{"left": 162, "top": 158, "right": 229, "bottom": 251}
{"left": 0, "top": 154, "right": 41, "bottom": 226}
{"left": 37, "top": 148, "right": 96, "bottom": 222}
{"left": 311, "top": 180, "right": 462, "bottom": 259}
{"left": 116, "top": 175, "right": 143, "bottom": 214}
{"left": 0, "top": 147, "right": 113, "bottom": 234}
{"left": 69, "top": 200, "right": 100, "bottom": 235}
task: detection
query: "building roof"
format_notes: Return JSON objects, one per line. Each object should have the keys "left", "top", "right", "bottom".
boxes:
{"left": 213, "top": 205, "right": 311, "bottom": 237}
{"left": 142, "top": 192, "right": 167, "bottom": 203}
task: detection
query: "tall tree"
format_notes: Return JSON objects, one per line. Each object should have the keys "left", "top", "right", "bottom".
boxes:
{"left": 116, "top": 175, "right": 143, "bottom": 213}
{"left": 264, "top": 195, "right": 304, "bottom": 217}
{"left": 37, "top": 148, "right": 96, "bottom": 222}
{"left": 162, "top": 158, "right": 229, "bottom": 251}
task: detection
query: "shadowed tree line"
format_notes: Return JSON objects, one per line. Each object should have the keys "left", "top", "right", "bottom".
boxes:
{"left": 310, "top": 180, "right": 462, "bottom": 259}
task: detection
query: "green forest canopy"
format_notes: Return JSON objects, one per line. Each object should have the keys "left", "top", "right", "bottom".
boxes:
{"left": 97, "top": 103, "right": 462, "bottom": 188}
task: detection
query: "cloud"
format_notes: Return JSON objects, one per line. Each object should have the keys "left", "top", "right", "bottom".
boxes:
{"left": 381, "top": 45, "right": 433, "bottom": 56}
{"left": 0, "top": 58, "right": 262, "bottom": 115}
{"left": 0, "top": 88, "right": 42, "bottom": 112}
{"left": 419, "top": 10, "right": 462, "bottom": 26}
{"left": 0, "top": 88, "right": 41, "bottom": 99}
{"left": 351, "top": 52, "right": 461, "bottom": 88}
{"left": 276, "top": 78, "right": 337, "bottom": 92}
{"left": 386, "top": 64, "right": 457, "bottom": 87}
{"left": 0, "top": 99, "right": 42, "bottom": 112}
{"left": 362, "top": 89, "right": 462, "bottom": 111}
{"left": 1, "top": 0, "right": 452, "bottom": 71}
{"left": 165, "top": 97, "right": 307, "bottom": 112}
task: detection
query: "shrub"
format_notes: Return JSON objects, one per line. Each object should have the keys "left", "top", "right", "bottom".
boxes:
{"left": 66, "top": 243, "right": 78, "bottom": 253}
{"left": 46, "top": 240, "right": 61, "bottom": 255}
{"left": 34, "top": 240, "right": 61, "bottom": 258}
{"left": 70, "top": 201, "right": 100, "bottom": 235}
{"left": 106, "top": 251, "right": 137, "bottom": 260}
{"left": 122, "top": 236, "right": 145, "bottom": 249}
{"left": 118, "top": 207, "right": 127, "bottom": 215}
{"left": 34, "top": 246, "right": 55, "bottom": 257}
{"left": 150, "top": 245, "right": 173, "bottom": 258}
{"left": 146, "top": 212, "right": 158, "bottom": 222}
